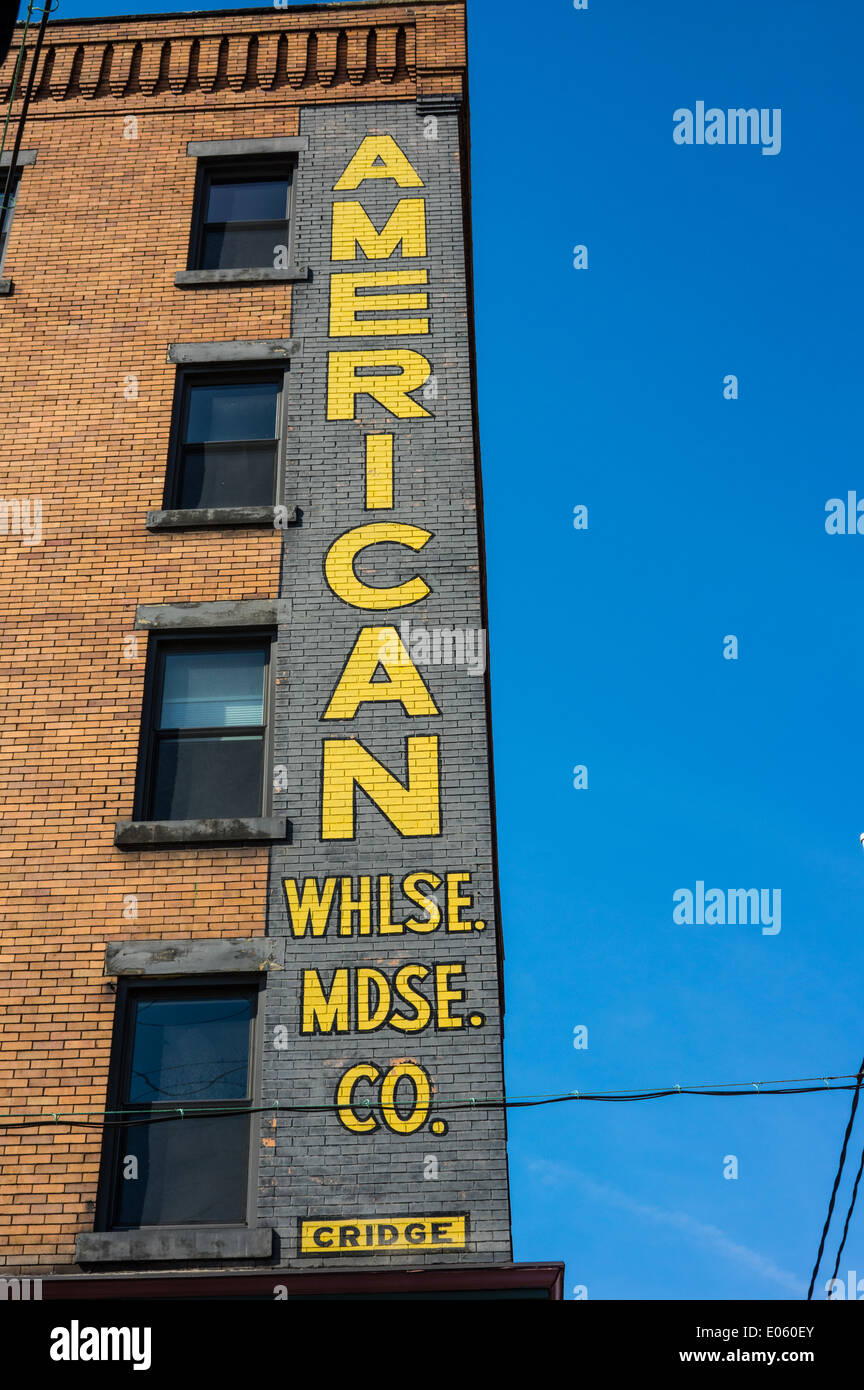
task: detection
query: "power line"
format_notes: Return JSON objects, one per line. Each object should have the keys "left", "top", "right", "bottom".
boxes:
{"left": 806, "top": 1053, "right": 864, "bottom": 1300}
{"left": 0, "top": 1070, "right": 861, "bottom": 1131}
{"left": 826, "top": 1135, "right": 864, "bottom": 1297}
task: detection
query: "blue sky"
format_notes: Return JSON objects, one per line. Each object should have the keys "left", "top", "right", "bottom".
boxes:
{"left": 44, "top": 0, "right": 864, "bottom": 1299}
{"left": 473, "top": 0, "right": 864, "bottom": 1301}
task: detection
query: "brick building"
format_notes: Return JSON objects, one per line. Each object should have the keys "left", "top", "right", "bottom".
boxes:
{"left": 0, "top": 0, "right": 562, "bottom": 1299}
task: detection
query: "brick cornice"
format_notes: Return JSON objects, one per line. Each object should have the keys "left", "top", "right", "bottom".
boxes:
{"left": 0, "top": 3, "right": 466, "bottom": 107}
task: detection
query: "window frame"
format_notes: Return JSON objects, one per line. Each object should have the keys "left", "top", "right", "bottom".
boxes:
{"left": 95, "top": 975, "right": 264, "bottom": 1233}
{"left": 187, "top": 156, "right": 297, "bottom": 274}
{"left": 133, "top": 629, "right": 276, "bottom": 824}
{"left": 163, "top": 365, "right": 288, "bottom": 513}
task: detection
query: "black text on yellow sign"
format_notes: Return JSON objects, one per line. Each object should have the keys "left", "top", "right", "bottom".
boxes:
{"left": 299, "top": 1213, "right": 469, "bottom": 1256}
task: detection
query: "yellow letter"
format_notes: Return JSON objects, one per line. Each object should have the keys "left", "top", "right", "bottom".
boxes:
{"left": 356, "top": 968, "right": 391, "bottom": 1031}
{"left": 324, "top": 626, "right": 439, "bottom": 718}
{"left": 403, "top": 871, "right": 443, "bottom": 933}
{"left": 324, "top": 524, "right": 432, "bottom": 611}
{"left": 339, "top": 876, "right": 372, "bottom": 936}
{"left": 365, "top": 435, "right": 393, "bottom": 510}
{"left": 322, "top": 736, "right": 440, "bottom": 839}
{"left": 446, "top": 872, "right": 474, "bottom": 931}
{"left": 327, "top": 350, "right": 432, "bottom": 420}
{"left": 333, "top": 135, "right": 423, "bottom": 191}
{"left": 380, "top": 1061, "right": 431, "bottom": 1134}
{"left": 330, "top": 270, "right": 429, "bottom": 338}
{"left": 336, "top": 1063, "right": 380, "bottom": 1133}
{"left": 435, "top": 963, "right": 466, "bottom": 1029}
{"left": 283, "top": 877, "right": 337, "bottom": 937}
{"left": 378, "top": 875, "right": 405, "bottom": 935}
{"left": 390, "top": 965, "right": 432, "bottom": 1032}
{"left": 331, "top": 199, "right": 427, "bottom": 260}
{"left": 301, "top": 969, "right": 349, "bottom": 1034}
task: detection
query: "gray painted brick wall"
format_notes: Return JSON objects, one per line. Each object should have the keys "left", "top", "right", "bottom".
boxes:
{"left": 259, "top": 99, "right": 512, "bottom": 1268}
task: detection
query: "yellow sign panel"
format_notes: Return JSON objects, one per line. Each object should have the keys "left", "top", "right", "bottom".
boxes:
{"left": 299, "top": 1213, "right": 469, "bottom": 1256}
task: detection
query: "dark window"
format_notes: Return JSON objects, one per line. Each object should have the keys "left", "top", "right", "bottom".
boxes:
{"left": 191, "top": 161, "right": 293, "bottom": 270}
{"left": 103, "top": 982, "right": 258, "bottom": 1228}
{"left": 0, "top": 167, "right": 20, "bottom": 272}
{"left": 139, "top": 636, "right": 271, "bottom": 822}
{"left": 170, "top": 372, "right": 282, "bottom": 510}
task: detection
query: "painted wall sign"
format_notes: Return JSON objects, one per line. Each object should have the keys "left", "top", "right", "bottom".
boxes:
{"left": 299, "top": 1213, "right": 470, "bottom": 1256}
{"left": 263, "top": 101, "right": 511, "bottom": 1267}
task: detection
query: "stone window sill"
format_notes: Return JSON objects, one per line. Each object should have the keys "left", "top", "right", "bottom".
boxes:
{"left": 146, "top": 506, "right": 296, "bottom": 531}
{"left": 105, "top": 937, "right": 286, "bottom": 977}
{"left": 134, "top": 598, "right": 291, "bottom": 631}
{"left": 76, "top": 1227, "right": 274, "bottom": 1264}
{"left": 0, "top": 279, "right": 12, "bottom": 296}
{"left": 175, "top": 266, "right": 308, "bottom": 287}
{"left": 114, "top": 816, "right": 289, "bottom": 848}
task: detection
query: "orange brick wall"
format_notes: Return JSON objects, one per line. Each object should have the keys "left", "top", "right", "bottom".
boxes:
{"left": 0, "top": 1, "right": 466, "bottom": 1274}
